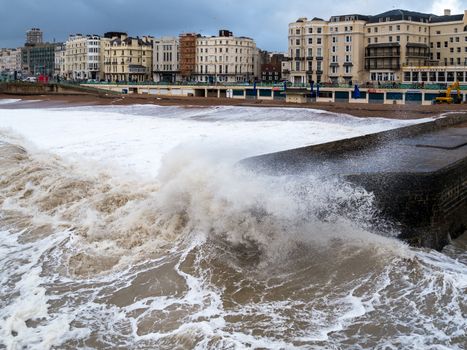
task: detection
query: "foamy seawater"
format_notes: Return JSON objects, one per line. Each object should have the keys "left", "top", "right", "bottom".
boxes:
{"left": 0, "top": 101, "right": 465, "bottom": 349}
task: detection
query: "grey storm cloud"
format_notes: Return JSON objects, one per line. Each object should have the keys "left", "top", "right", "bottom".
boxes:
{"left": 0, "top": 0, "right": 463, "bottom": 50}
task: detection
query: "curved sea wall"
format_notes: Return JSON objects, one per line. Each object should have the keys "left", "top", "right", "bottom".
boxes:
{"left": 242, "top": 113, "right": 467, "bottom": 250}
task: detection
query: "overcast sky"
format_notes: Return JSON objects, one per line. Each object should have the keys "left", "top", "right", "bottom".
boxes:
{"left": 0, "top": 0, "right": 464, "bottom": 51}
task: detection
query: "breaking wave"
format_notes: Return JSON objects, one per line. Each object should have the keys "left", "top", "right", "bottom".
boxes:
{"left": 0, "top": 105, "right": 465, "bottom": 349}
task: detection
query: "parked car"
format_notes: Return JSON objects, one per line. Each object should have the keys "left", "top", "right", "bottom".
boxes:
{"left": 22, "top": 76, "right": 37, "bottom": 83}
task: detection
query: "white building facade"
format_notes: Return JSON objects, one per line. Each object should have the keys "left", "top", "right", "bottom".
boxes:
{"left": 54, "top": 43, "right": 66, "bottom": 78}
{"left": 0, "top": 48, "right": 22, "bottom": 73}
{"left": 153, "top": 37, "right": 180, "bottom": 83}
{"left": 65, "top": 34, "right": 101, "bottom": 80}
{"left": 194, "top": 30, "right": 259, "bottom": 83}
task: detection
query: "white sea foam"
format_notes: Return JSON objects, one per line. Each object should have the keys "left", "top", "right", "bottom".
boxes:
{"left": 0, "top": 99, "right": 22, "bottom": 105}
{"left": 0, "top": 105, "right": 427, "bottom": 178}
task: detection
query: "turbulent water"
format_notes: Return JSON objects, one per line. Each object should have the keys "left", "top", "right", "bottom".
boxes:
{"left": 0, "top": 101, "right": 465, "bottom": 350}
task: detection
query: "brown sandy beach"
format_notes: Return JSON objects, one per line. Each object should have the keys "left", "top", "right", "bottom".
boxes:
{"left": 1, "top": 92, "right": 466, "bottom": 119}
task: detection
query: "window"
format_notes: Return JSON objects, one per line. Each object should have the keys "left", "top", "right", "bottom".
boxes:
{"left": 296, "top": 29, "right": 301, "bottom": 35}
{"left": 332, "top": 46, "right": 336, "bottom": 53}
{"left": 389, "top": 25, "right": 393, "bottom": 31}
{"left": 345, "top": 45, "right": 351, "bottom": 52}
{"left": 367, "top": 28, "right": 371, "bottom": 33}
{"left": 308, "top": 38, "right": 313, "bottom": 44}
{"left": 317, "top": 27, "right": 322, "bottom": 34}
{"left": 368, "top": 38, "right": 371, "bottom": 44}
{"left": 308, "top": 28, "right": 313, "bottom": 34}
{"left": 317, "top": 38, "right": 322, "bottom": 44}
{"left": 389, "top": 36, "right": 393, "bottom": 42}
{"left": 397, "top": 25, "right": 400, "bottom": 30}
{"left": 296, "top": 39, "right": 300, "bottom": 45}
{"left": 397, "top": 36, "right": 400, "bottom": 42}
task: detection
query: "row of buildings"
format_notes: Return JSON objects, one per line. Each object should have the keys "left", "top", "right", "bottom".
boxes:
{"left": 284, "top": 9, "right": 467, "bottom": 84}
{"left": 1, "top": 28, "right": 284, "bottom": 84}
{"left": 1, "top": 8, "right": 466, "bottom": 85}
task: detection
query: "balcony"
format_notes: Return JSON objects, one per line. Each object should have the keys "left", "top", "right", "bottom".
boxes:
{"left": 316, "top": 70, "right": 323, "bottom": 74}
{"left": 294, "top": 56, "right": 305, "bottom": 61}
{"left": 306, "top": 56, "right": 313, "bottom": 60}
{"left": 316, "top": 56, "right": 324, "bottom": 61}
{"left": 330, "top": 62, "right": 339, "bottom": 67}
{"left": 365, "top": 43, "right": 401, "bottom": 58}
{"left": 282, "top": 69, "right": 291, "bottom": 74}
{"left": 406, "top": 43, "right": 430, "bottom": 59}
{"left": 306, "top": 70, "right": 313, "bottom": 74}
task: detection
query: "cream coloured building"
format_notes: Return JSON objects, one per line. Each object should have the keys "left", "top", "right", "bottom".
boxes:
{"left": 194, "top": 30, "right": 259, "bottom": 83}
{"left": 54, "top": 43, "right": 66, "bottom": 78}
{"left": 0, "top": 48, "right": 22, "bottom": 73}
{"left": 404, "top": 10, "right": 467, "bottom": 84}
{"left": 153, "top": 37, "right": 180, "bottom": 83}
{"left": 102, "top": 32, "right": 153, "bottom": 82}
{"left": 288, "top": 15, "right": 368, "bottom": 85}
{"left": 286, "top": 9, "right": 467, "bottom": 84}
{"left": 64, "top": 34, "right": 101, "bottom": 80}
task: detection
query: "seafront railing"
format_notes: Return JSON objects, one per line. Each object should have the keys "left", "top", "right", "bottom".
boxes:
{"left": 74, "top": 80, "right": 467, "bottom": 91}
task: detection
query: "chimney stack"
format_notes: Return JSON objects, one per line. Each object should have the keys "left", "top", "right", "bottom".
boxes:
{"left": 444, "top": 9, "right": 451, "bottom": 16}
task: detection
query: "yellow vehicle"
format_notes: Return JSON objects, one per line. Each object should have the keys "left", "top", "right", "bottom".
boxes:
{"left": 434, "top": 81, "right": 462, "bottom": 104}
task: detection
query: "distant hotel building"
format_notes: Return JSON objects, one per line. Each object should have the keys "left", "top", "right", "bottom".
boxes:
{"left": 64, "top": 34, "right": 101, "bottom": 80}
{"left": 102, "top": 32, "right": 153, "bottom": 82}
{"left": 0, "top": 48, "right": 22, "bottom": 73}
{"left": 179, "top": 30, "right": 260, "bottom": 83}
{"left": 195, "top": 30, "right": 260, "bottom": 83}
{"left": 153, "top": 37, "right": 180, "bottom": 83}
{"left": 286, "top": 9, "right": 467, "bottom": 84}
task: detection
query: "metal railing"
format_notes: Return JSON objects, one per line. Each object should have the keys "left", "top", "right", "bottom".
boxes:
{"left": 75, "top": 80, "right": 467, "bottom": 91}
